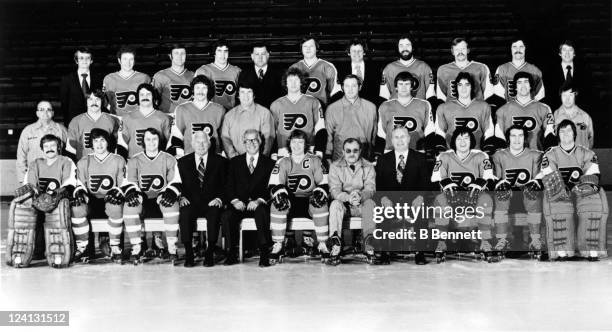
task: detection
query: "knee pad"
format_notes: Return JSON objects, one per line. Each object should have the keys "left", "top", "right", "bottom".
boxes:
{"left": 44, "top": 199, "right": 73, "bottom": 268}
{"left": 71, "top": 204, "right": 89, "bottom": 218}
{"left": 6, "top": 202, "right": 38, "bottom": 268}
{"left": 543, "top": 196, "right": 576, "bottom": 258}
{"left": 523, "top": 195, "right": 543, "bottom": 213}
{"left": 104, "top": 202, "right": 123, "bottom": 220}
{"left": 575, "top": 190, "right": 608, "bottom": 254}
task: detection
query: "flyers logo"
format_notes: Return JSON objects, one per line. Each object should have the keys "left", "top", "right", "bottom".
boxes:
{"left": 512, "top": 116, "right": 537, "bottom": 131}
{"left": 507, "top": 79, "right": 517, "bottom": 98}
{"left": 89, "top": 174, "right": 114, "bottom": 192}
{"left": 305, "top": 77, "right": 321, "bottom": 93}
{"left": 214, "top": 80, "right": 236, "bottom": 96}
{"left": 115, "top": 91, "right": 138, "bottom": 109}
{"left": 454, "top": 117, "right": 479, "bottom": 132}
{"left": 505, "top": 168, "right": 531, "bottom": 186}
{"left": 83, "top": 132, "right": 93, "bottom": 149}
{"left": 191, "top": 123, "right": 214, "bottom": 137}
{"left": 135, "top": 129, "right": 147, "bottom": 147}
{"left": 170, "top": 84, "right": 192, "bottom": 101}
{"left": 559, "top": 167, "right": 582, "bottom": 185}
{"left": 283, "top": 113, "right": 308, "bottom": 131}
{"left": 38, "top": 178, "right": 60, "bottom": 192}
{"left": 139, "top": 174, "right": 165, "bottom": 192}
{"left": 393, "top": 116, "right": 417, "bottom": 131}
{"left": 287, "top": 174, "right": 312, "bottom": 192}
{"left": 450, "top": 172, "right": 475, "bottom": 188}
{"left": 449, "top": 80, "right": 458, "bottom": 98}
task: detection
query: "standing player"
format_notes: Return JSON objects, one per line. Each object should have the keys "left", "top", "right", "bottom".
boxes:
{"left": 436, "top": 38, "right": 494, "bottom": 101}
{"left": 67, "top": 89, "right": 121, "bottom": 161}
{"left": 540, "top": 120, "right": 606, "bottom": 261}
{"left": 491, "top": 125, "right": 544, "bottom": 260}
{"left": 195, "top": 39, "right": 241, "bottom": 111}
{"left": 376, "top": 72, "right": 435, "bottom": 153}
{"left": 103, "top": 46, "right": 151, "bottom": 117}
{"left": 494, "top": 72, "right": 555, "bottom": 151}
{"left": 122, "top": 128, "right": 183, "bottom": 264}
{"left": 553, "top": 83, "right": 594, "bottom": 149}
{"left": 71, "top": 128, "right": 127, "bottom": 263}
{"left": 270, "top": 68, "right": 326, "bottom": 159}
{"left": 169, "top": 75, "right": 225, "bottom": 157}
{"left": 380, "top": 35, "right": 435, "bottom": 101}
{"left": 268, "top": 130, "right": 330, "bottom": 264}
{"left": 289, "top": 36, "right": 341, "bottom": 107}
{"left": 152, "top": 44, "right": 195, "bottom": 115}
{"left": 493, "top": 38, "right": 545, "bottom": 101}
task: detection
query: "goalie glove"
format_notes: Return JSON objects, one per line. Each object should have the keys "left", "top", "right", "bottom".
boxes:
{"left": 125, "top": 188, "right": 143, "bottom": 207}
{"left": 310, "top": 187, "right": 328, "bottom": 208}
{"left": 270, "top": 184, "right": 290, "bottom": 211}
{"left": 104, "top": 188, "right": 124, "bottom": 205}
{"left": 523, "top": 179, "right": 543, "bottom": 200}
{"left": 542, "top": 170, "right": 570, "bottom": 202}
{"left": 571, "top": 174, "right": 600, "bottom": 198}
{"left": 466, "top": 183, "right": 484, "bottom": 206}
{"left": 32, "top": 192, "right": 61, "bottom": 212}
{"left": 14, "top": 183, "right": 37, "bottom": 203}
{"left": 158, "top": 189, "right": 179, "bottom": 207}
{"left": 495, "top": 180, "right": 512, "bottom": 201}
{"left": 72, "top": 187, "right": 89, "bottom": 206}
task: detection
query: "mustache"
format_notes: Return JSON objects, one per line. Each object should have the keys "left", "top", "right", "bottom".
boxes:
{"left": 90, "top": 104, "right": 99, "bottom": 107}
{"left": 141, "top": 99, "right": 150, "bottom": 102}
{"left": 45, "top": 150, "right": 56, "bottom": 154}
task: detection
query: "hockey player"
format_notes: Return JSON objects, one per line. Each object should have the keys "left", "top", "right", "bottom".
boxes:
{"left": 491, "top": 125, "right": 544, "bottom": 260}
{"left": 195, "top": 39, "right": 241, "bottom": 111}
{"left": 103, "top": 46, "right": 151, "bottom": 117}
{"left": 494, "top": 72, "right": 556, "bottom": 151}
{"left": 328, "top": 138, "right": 376, "bottom": 265}
{"left": 7, "top": 134, "right": 76, "bottom": 268}
{"left": 67, "top": 89, "right": 121, "bottom": 161}
{"left": 493, "top": 39, "right": 545, "bottom": 101}
{"left": 435, "top": 72, "right": 494, "bottom": 148}
{"left": 430, "top": 128, "right": 496, "bottom": 262}
{"left": 123, "top": 128, "right": 182, "bottom": 264}
{"left": 289, "top": 36, "right": 341, "bottom": 107}
{"left": 325, "top": 74, "right": 378, "bottom": 162}
{"left": 553, "top": 82, "right": 594, "bottom": 149}
{"left": 152, "top": 44, "right": 195, "bottom": 114}
{"left": 268, "top": 129, "right": 330, "bottom": 264}
{"left": 377, "top": 71, "right": 435, "bottom": 153}
{"left": 119, "top": 83, "right": 172, "bottom": 158}
{"left": 71, "top": 128, "right": 127, "bottom": 263}
{"left": 380, "top": 35, "right": 435, "bottom": 101}
{"left": 169, "top": 75, "right": 225, "bottom": 157}
{"left": 540, "top": 119, "right": 606, "bottom": 261}
{"left": 436, "top": 38, "right": 494, "bottom": 101}
{"left": 270, "top": 67, "right": 326, "bottom": 160}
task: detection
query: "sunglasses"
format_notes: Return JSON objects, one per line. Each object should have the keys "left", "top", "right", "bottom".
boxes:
{"left": 344, "top": 148, "right": 360, "bottom": 154}
{"left": 37, "top": 108, "right": 53, "bottom": 112}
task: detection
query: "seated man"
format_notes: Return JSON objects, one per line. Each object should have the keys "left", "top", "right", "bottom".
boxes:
{"left": 7, "top": 134, "right": 76, "bottom": 268}
{"left": 328, "top": 138, "right": 376, "bottom": 265}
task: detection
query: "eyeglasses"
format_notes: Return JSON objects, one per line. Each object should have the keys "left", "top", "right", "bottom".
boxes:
{"left": 243, "top": 138, "right": 259, "bottom": 145}
{"left": 344, "top": 148, "right": 360, "bottom": 154}
{"left": 37, "top": 108, "right": 53, "bottom": 112}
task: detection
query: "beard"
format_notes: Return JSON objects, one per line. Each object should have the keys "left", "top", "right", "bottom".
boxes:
{"left": 399, "top": 50, "right": 413, "bottom": 61}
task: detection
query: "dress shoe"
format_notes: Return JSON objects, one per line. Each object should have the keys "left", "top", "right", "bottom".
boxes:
{"left": 203, "top": 250, "right": 214, "bottom": 267}
{"left": 415, "top": 252, "right": 427, "bottom": 265}
{"left": 224, "top": 253, "right": 238, "bottom": 266}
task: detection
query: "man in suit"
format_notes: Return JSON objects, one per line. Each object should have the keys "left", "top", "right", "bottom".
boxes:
{"left": 177, "top": 131, "right": 227, "bottom": 267}
{"left": 334, "top": 38, "right": 381, "bottom": 105}
{"left": 238, "top": 43, "right": 284, "bottom": 109}
{"left": 374, "top": 125, "right": 431, "bottom": 265}
{"left": 60, "top": 47, "right": 102, "bottom": 126}
{"left": 221, "top": 129, "right": 275, "bottom": 266}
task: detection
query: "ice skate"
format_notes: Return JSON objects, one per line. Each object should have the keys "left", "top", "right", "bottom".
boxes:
{"left": 318, "top": 241, "right": 331, "bottom": 264}
{"left": 528, "top": 236, "right": 543, "bottom": 260}
{"left": 111, "top": 245, "right": 123, "bottom": 264}
{"left": 269, "top": 242, "right": 284, "bottom": 265}
{"left": 130, "top": 244, "right": 143, "bottom": 265}
{"left": 494, "top": 237, "right": 510, "bottom": 261}
{"left": 145, "top": 233, "right": 165, "bottom": 259}
{"left": 435, "top": 241, "right": 447, "bottom": 264}
{"left": 73, "top": 245, "right": 90, "bottom": 264}
{"left": 167, "top": 242, "right": 178, "bottom": 265}
{"left": 326, "top": 234, "right": 343, "bottom": 266}
{"left": 480, "top": 240, "right": 496, "bottom": 263}
{"left": 363, "top": 235, "right": 376, "bottom": 265}
{"left": 283, "top": 235, "right": 300, "bottom": 258}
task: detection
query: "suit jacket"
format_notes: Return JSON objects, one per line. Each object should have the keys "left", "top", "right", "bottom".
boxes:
{"left": 177, "top": 152, "right": 228, "bottom": 205}
{"left": 226, "top": 153, "right": 275, "bottom": 204}
{"left": 375, "top": 149, "right": 431, "bottom": 196}
{"left": 335, "top": 60, "right": 382, "bottom": 106}
{"left": 238, "top": 64, "right": 285, "bottom": 109}
{"left": 544, "top": 61, "right": 592, "bottom": 110}
{"left": 60, "top": 71, "right": 102, "bottom": 125}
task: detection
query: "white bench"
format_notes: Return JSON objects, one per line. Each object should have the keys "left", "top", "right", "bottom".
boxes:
{"left": 238, "top": 217, "right": 363, "bottom": 262}
{"left": 90, "top": 218, "right": 207, "bottom": 232}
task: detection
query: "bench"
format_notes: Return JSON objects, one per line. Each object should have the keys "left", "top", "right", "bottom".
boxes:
{"left": 90, "top": 218, "right": 207, "bottom": 232}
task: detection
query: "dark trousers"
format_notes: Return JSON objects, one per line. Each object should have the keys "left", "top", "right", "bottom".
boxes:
{"left": 221, "top": 204, "right": 270, "bottom": 251}
{"left": 179, "top": 203, "right": 221, "bottom": 251}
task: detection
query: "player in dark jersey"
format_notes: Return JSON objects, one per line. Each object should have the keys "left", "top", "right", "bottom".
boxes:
{"left": 493, "top": 38, "right": 545, "bottom": 101}
{"left": 195, "top": 39, "right": 241, "bottom": 111}
{"left": 152, "top": 44, "right": 195, "bottom": 114}
{"left": 289, "top": 36, "right": 341, "bottom": 107}
{"left": 169, "top": 75, "right": 225, "bottom": 156}
{"left": 123, "top": 128, "right": 182, "bottom": 264}
{"left": 268, "top": 130, "right": 330, "bottom": 264}
{"left": 103, "top": 46, "right": 151, "bottom": 117}
{"left": 270, "top": 67, "right": 326, "bottom": 160}
{"left": 380, "top": 35, "right": 435, "bottom": 101}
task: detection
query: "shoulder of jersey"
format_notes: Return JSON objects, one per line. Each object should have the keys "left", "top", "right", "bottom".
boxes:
{"left": 438, "top": 150, "right": 454, "bottom": 160}
{"left": 412, "top": 97, "right": 431, "bottom": 106}
{"left": 470, "top": 61, "right": 489, "bottom": 68}
{"left": 470, "top": 149, "right": 488, "bottom": 158}
{"left": 305, "top": 152, "right": 322, "bottom": 162}
{"left": 526, "top": 147, "right": 544, "bottom": 156}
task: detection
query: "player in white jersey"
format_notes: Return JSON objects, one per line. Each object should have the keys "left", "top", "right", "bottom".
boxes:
{"left": 380, "top": 35, "right": 435, "bottom": 101}
{"left": 152, "top": 44, "right": 195, "bottom": 114}
{"left": 195, "top": 39, "right": 241, "bottom": 111}
{"left": 553, "top": 82, "right": 593, "bottom": 148}
{"left": 103, "top": 46, "right": 151, "bottom": 117}
{"left": 169, "top": 75, "right": 225, "bottom": 156}
{"left": 493, "top": 38, "right": 545, "bottom": 101}
{"left": 289, "top": 36, "right": 341, "bottom": 107}
{"left": 436, "top": 38, "right": 493, "bottom": 101}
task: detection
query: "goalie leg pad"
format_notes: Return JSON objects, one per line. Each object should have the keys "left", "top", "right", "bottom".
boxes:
{"left": 44, "top": 199, "right": 73, "bottom": 268}
{"left": 309, "top": 203, "right": 330, "bottom": 242}
{"left": 105, "top": 203, "right": 124, "bottom": 246}
{"left": 6, "top": 202, "right": 38, "bottom": 267}
{"left": 433, "top": 193, "right": 450, "bottom": 227}
{"left": 575, "top": 190, "right": 609, "bottom": 257}
{"left": 270, "top": 202, "right": 290, "bottom": 243}
{"left": 329, "top": 200, "right": 346, "bottom": 238}
{"left": 123, "top": 203, "right": 143, "bottom": 246}
{"left": 543, "top": 196, "right": 576, "bottom": 259}
{"left": 70, "top": 203, "right": 90, "bottom": 246}
{"left": 160, "top": 203, "right": 180, "bottom": 239}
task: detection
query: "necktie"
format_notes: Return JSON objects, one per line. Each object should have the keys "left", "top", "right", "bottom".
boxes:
{"left": 349, "top": 164, "right": 356, "bottom": 172}
{"left": 355, "top": 65, "right": 363, "bottom": 81}
{"left": 396, "top": 155, "right": 406, "bottom": 184}
{"left": 248, "top": 156, "right": 255, "bottom": 174}
{"left": 258, "top": 68, "right": 264, "bottom": 80}
{"left": 198, "top": 157, "right": 206, "bottom": 186}
{"left": 565, "top": 65, "right": 573, "bottom": 82}
{"left": 81, "top": 73, "right": 90, "bottom": 96}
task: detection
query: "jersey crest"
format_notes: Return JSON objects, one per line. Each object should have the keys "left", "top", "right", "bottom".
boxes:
{"left": 83, "top": 132, "right": 93, "bottom": 149}
{"left": 512, "top": 116, "right": 537, "bottom": 131}
{"left": 135, "top": 129, "right": 147, "bottom": 147}
{"left": 559, "top": 167, "right": 583, "bottom": 185}
{"left": 393, "top": 116, "right": 418, "bottom": 131}
{"left": 454, "top": 117, "right": 479, "bottom": 132}
{"left": 139, "top": 174, "right": 165, "bottom": 192}
{"left": 504, "top": 168, "right": 531, "bottom": 186}
{"left": 287, "top": 174, "right": 312, "bottom": 192}
{"left": 283, "top": 113, "right": 308, "bottom": 131}
{"left": 191, "top": 123, "right": 214, "bottom": 137}
{"left": 115, "top": 91, "right": 138, "bottom": 109}
{"left": 305, "top": 77, "right": 322, "bottom": 93}
{"left": 89, "top": 174, "right": 114, "bottom": 193}
{"left": 170, "top": 84, "right": 192, "bottom": 101}
{"left": 38, "top": 178, "right": 60, "bottom": 192}
{"left": 450, "top": 172, "right": 476, "bottom": 187}
{"left": 214, "top": 80, "right": 237, "bottom": 96}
